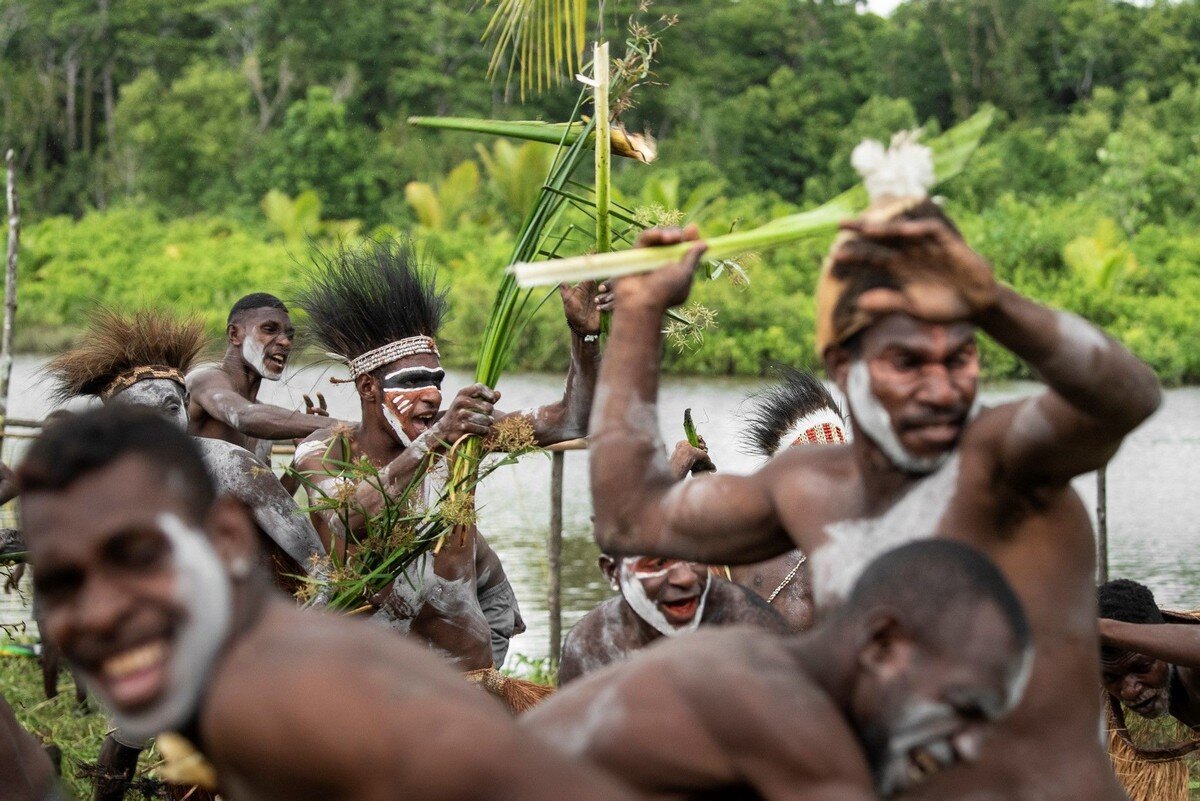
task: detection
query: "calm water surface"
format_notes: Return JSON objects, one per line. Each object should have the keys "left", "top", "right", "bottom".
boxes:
{"left": 2, "top": 355, "right": 1198, "bottom": 664}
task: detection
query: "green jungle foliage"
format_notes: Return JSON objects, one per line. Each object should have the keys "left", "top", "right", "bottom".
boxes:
{"left": 3, "top": 0, "right": 1200, "bottom": 382}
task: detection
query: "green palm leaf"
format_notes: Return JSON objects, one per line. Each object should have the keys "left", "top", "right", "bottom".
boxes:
{"left": 483, "top": 0, "right": 589, "bottom": 97}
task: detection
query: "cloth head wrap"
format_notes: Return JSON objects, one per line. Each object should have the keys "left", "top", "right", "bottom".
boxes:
{"left": 814, "top": 130, "right": 936, "bottom": 356}
{"left": 100, "top": 366, "right": 187, "bottom": 399}
{"left": 340, "top": 335, "right": 439, "bottom": 379}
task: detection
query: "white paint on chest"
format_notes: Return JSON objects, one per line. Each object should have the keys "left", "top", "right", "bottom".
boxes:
{"left": 810, "top": 453, "right": 961, "bottom": 606}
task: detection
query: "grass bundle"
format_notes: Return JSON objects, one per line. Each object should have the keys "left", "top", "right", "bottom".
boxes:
{"left": 512, "top": 106, "right": 996, "bottom": 288}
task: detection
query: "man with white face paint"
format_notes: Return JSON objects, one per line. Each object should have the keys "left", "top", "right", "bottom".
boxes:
{"left": 557, "top": 441, "right": 785, "bottom": 685}
{"left": 292, "top": 238, "right": 604, "bottom": 680}
{"left": 44, "top": 307, "right": 331, "bottom": 801}
{"left": 188, "top": 293, "right": 346, "bottom": 465}
{"left": 587, "top": 131, "right": 1161, "bottom": 800}
{"left": 18, "top": 406, "right": 638, "bottom": 801}
{"left": 529, "top": 540, "right": 1034, "bottom": 801}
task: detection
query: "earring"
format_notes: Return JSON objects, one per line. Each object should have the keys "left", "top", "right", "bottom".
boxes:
{"left": 230, "top": 556, "right": 252, "bottom": 580}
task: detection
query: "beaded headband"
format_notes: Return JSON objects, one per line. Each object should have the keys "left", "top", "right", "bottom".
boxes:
{"left": 101, "top": 366, "right": 187, "bottom": 400}
{"left": 342, "top": 336, "right": 439, "bottom": 379}
{"left": 782, "top": 408, "right": 848, "bottom": 448}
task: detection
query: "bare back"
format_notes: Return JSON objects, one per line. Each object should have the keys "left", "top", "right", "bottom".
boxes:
{"left": 528, "top": 626, "right": 875, "bottom": 801}
{"left": 203, "top": 601, "right": 636, "bottom": 801}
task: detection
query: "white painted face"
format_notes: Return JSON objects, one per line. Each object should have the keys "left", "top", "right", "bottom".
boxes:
{"left": 846, "top": 360, "right": 947, "bottom": 475}
{"left": 379, "top": 365, "right": 444, "bottom": 447}
{"left": 113, "top": 380, "right": 189, "bottom": 431}
{"left": 90, "top": 514, "right": 232, "bottom": 741}
{"left": 617, "top": 559, "right": 710, "bottom": 637}
{"left": 242, "top": 337, "right": 282, "bottom": 382}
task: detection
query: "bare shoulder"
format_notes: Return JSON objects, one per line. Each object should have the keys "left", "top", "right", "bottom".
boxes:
{"left": 761, "top": 443, "right": 857, "bottom": 497}
{"left": 704, "top": 578, "right": 788, "bottom": 632}
{"left": 186, "top": 364, "right": 233, "bottom": 393}
{"left": 203, "top": 605, "right": 510, "bottom": 786}
{"left": 291, "top": 430, "right": 344, "bottom": 470}
{"left": 558, "top": 598, "right": 626, "bottom": 683}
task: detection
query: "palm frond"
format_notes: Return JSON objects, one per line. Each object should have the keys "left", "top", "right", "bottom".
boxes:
{"left": 483, "top": 0, "right": 589, "bottom": 98}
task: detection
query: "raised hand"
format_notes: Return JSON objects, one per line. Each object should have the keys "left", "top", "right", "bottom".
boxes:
{"left": 559, "top": 280, "right": 603, "bottom": 337}
{"left": 834, "top": 216, "right": 998, "bottom": 323}
{"left": 303, "top": 393, "right": 329, "bottom": 417}
{"left": 431, "top": 383, "right": 500, "bottom": 446}
{"left": 613, "top": 224, "right": 709, "bottom": 312}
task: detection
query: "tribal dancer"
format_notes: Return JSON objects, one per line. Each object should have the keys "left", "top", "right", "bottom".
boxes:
{"left": 558, "top": 440, "right": 784, "bottom": 685}
{"left": 187, "top": 293, "right": 345, "bottom": 466}
{"left": 44, "top": 308, "right": 329, "bottom": 801}
{"left": 17, "top": 406, "right": 638, "bottom": 801}
{"left": 292, "top": 238, "right": 602, "bottom": 677}
{"left": 529, "top": 540, "right": 1033, "bottom": 800}
{"left": 729, "top": 365, "right": 849, "bottom": 630}
{"left": 586, "top": 133, "right": 1160, "bottom": 800}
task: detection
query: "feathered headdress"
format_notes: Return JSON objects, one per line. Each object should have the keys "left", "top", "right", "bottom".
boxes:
{"left": 743, "top": 365, "right": 847, "bottom": 459}
{"left": 45, "top": 307, "right": 208, "bottom": 403}
{"left": 296, "top": 238, "right": 448, "bottom": 379}
{"left": 814, "top": 129, "right": 959, "bottom": 356}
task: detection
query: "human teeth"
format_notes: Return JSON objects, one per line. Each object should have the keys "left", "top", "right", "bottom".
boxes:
{"left": 102, "top": 641, "right": 167, "bottom": 679}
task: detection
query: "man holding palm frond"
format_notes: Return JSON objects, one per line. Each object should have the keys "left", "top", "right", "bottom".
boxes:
{"left": 292, "top": 238, "right": 603, "bottom": 691}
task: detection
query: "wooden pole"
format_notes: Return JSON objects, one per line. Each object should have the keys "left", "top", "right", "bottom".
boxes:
{"left": 0, "top": 150, "right": 19, "bottom": 455}
{"left": 548, "top": 450, "right": 565, "bottom": 667}
{"left": 1096, "top": 466, "right": 1109, "bottom": 584}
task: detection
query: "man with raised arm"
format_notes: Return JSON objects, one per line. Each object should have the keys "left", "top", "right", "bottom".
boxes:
{"left": 530, "top": 540, "right": 1034, "bottom": 801}
{"left": 588, "top": 136, "right": 1160, "bottom": 800}
{"left": 17, "top": 406, "right": 637, "bottom": 801}
{"left": 187, "top": 293, "right": 342, "bottom": 465}
{"left": 292, "top": 238, "right": 602, "bottom": 679}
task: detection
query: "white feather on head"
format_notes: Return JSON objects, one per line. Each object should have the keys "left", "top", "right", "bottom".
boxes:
{"left": 850, "top": 130, "right": 935, "bottom": 203}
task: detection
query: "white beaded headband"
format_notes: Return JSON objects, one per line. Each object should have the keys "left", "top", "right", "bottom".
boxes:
{"left": 338, "top": 336, "right": 439, "bottom": 379}
{"left": 781, "top": 408, "right": 848, "bottom": 449}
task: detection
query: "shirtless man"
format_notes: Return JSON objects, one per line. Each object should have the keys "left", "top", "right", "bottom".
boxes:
{"left": 17, "top": 406, "right": 637, "bottom": 801}
{"left": 558, "top": 554, "right": 785, "bottom": 685}
{"left": 559, "top": 440, "right": 784, "bottom": 684}
{"left": 44, "top": 308, "right": 329, "bottom": 801}
{"left": 188, "top": 293, "right": 341, "bottom": 465}
{"left": 587, "top": 198, "right": 1160, "bottom": 797}
{"left": 292, "top": 238, "right": 601, "bottom": 671}
{"left": 730, "top": 365, "right": 848, "bottom": 630}
{"left": 1098, "top": 578, "right": 1200, "bottom": 727}
{"left": 529, "top": 540, "right": 1033, "bottom": 800}
{"left": 1, "top": 694, "right": 59, "bottom": 801}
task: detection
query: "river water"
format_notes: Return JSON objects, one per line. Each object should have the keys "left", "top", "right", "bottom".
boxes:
{"left": 2, "top": 355, "right": 1198, "bottom": 664}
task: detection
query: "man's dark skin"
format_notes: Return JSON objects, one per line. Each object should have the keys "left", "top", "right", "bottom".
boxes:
{"left": 0, "top": 693, "right": 57, "bottom": 801}
{"left": 588, "top": 221, "right": 1161, "bottom": 800}
{"left": 1100, "top": 616, "right": 1200, "bottom": 727}
{"left": 188, "top": 301, "right": 339, "bottom": 465}
{"left": 20, "top": 416, "right": 638, "bottom": 801}
{"left": 295, "top": 283, "right": 604, "bottom": 669}
{"left": 529, "top": 541, "right": 1033, "bottom": 801}
{"left": 558, "top": 558, "right": 786, "bottom": 684}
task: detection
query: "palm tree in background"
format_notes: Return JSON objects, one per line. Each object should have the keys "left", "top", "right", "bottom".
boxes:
{"left": 484, "top": 0, "right": 591, "bottom": 97}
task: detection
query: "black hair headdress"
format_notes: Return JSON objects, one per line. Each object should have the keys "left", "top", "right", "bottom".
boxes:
{"left": 742, "top": 365, "right": 847, "bottom": 459}
{"left": 296, "top": 238, "right": 448, "bottom": 377}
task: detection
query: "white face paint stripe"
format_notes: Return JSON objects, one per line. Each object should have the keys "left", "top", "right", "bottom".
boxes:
{"left": 382, "top": 366, "right": 445, "bottom": 384}
{"left": 91, "top": 514, "right": 233, "bottom": 742}
{"left": 617, "top": 560, "right": 710, "bottom": 637}
{"left": 846, "top": 360, "right": 947, "bottom": 475}
{"left": 242, "top": 337, "right": 282, "bottom": 382}
{"left": 381, "top": 403, "right": 414, "bottom": 447}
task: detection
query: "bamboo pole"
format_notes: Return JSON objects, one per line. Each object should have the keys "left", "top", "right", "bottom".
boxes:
{"left": 548, "top": 450, "right": 565, "bottom": 667}
{"left": 0, "top": 150, "right": 19, "bottom": 454}
{"left": 1097, "top": 467, "right": 1109, "bottom": 584}
{"left": 593, "top": 41, "right": 611, "bottom": 255}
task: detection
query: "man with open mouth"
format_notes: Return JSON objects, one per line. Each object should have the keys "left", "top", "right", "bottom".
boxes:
{"left": 188, "top": 292, "right": 346, "bottom": 467}
{"left": 291, "top": 238, "right": 603, "bottom": 686}
{"left": 585, "top": 134, "right": 1161, "bottom": 800}
{"left": 42, "top": 307, "right": 331, "bottom": 801}
{"left": 17, "top": 406, "right": 640, "bottom": 801}
{"left": 558, "top": 440, "right": 786, "bottom": 685}
{"left": 528, "top": 540, "right": 1034, "bottom": 800}
{"left": 1098, "top": 579, "right": 1200, "bottom": 729}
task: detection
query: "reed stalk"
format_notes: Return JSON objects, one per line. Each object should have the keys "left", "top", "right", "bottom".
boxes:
{"left": 408, "top": 116, "right": 656, "bottom": 162}
{"left": 513, "top": 107, "right": 995, "bottom": 287}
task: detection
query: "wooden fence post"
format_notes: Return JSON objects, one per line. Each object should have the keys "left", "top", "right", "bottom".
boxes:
{"left": 548, "top": 450, "right": 564, "bottom": 667}
{"left": 0, "top": 150, "right": 20, "bottom": 454}
{"left": 1097, "top": 466, "right": 1108, "bottom": 584}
